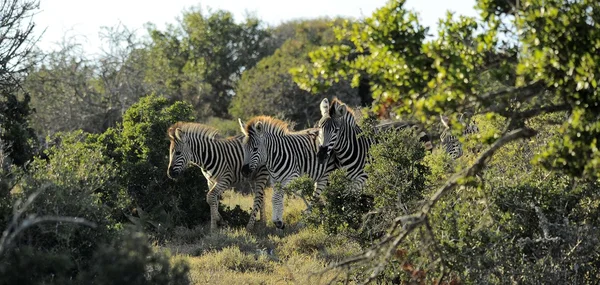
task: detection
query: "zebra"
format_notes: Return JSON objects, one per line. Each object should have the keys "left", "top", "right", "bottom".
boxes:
{"left": 439, "top": 113, "right": 479, "bottom": 159}
{"left": 315, "top": 97, "right": 433, "bottom": 186}
{"left": 238, "top": 116, "right": 338, "bottom": 230}
{"left": 166, "top": 122, "right": 270, "bottom": 231}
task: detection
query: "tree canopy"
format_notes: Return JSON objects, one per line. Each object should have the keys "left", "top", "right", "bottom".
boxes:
{"left": 144, "top": 7, "right": 273, "bottom": 119}
{"left": 293, "top": 0, "right": 600, "bottom": 179}
{"left": 230, "top": 18, "right": 361, "bottom": 128}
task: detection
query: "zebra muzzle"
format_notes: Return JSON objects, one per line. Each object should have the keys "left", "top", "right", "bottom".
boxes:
{"left": 274, "top": 220, "right": 285, "bottom": 230}
{"left": 316, "top": 146, "right": 329, "bottom": 164}
{"left": 167, "top": 167, "right": 180, "bottom": 179}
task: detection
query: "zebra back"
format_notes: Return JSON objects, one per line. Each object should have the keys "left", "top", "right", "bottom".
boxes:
{"left": 242, "top": 116, "right": 336, "bottom": 183}
{"left": 439, "top": 114, "right": 479, "bottom": 159}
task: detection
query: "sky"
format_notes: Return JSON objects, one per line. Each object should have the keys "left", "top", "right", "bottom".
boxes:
{"left": 33, "top": 0, "right": 478, "bottom": 55}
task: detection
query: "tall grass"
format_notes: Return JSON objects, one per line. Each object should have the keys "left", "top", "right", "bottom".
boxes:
{"left": 166, "top": 186, "right": 362, "bottom": 284}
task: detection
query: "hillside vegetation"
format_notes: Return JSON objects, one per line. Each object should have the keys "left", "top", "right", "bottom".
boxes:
{"left": 1, "top": 0, "right": 599, "bottom": 284}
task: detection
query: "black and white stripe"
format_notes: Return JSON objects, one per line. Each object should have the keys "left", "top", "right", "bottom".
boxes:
{"left": 167, "top": 122, "right": 270, "bottom": 231}
{"left": 439, "top": 114, "right": 479, "bottom": 159}
{"left": 315, "top": 98, "right": 433, "bottom": 186}
{"left": 239, "top": 116, "right": 338, "bottom": 230}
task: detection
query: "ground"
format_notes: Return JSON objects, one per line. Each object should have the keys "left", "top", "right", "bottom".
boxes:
{"left": 162, "top": 188, "right": 362, "bottom": 285}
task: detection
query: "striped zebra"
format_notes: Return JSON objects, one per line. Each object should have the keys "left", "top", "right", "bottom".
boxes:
{"left": 439, "top": 114, "right": 479, "bottom": 159}
{"left": 238, "top": 116, "right": 338, "bottom": 230}
{"left": 166, "top": 122, "right": 270, "bottom": 231}
{"left": 315, "top": 98, "right": 433, "bottom": 186}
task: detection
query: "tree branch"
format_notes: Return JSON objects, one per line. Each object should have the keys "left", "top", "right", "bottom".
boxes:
{"left": 322, "top": 127, "right": 537, "bottom": 283}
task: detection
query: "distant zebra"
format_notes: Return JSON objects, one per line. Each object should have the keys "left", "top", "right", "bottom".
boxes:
{"left": 439, "top": 114, "right": 479, "bottom": 159}
{"left": 238, "top": 116, "right": 338, "bottom": 230}
{"left": 315, "top": 98, "right": 433, "bottom": 186}
{"left": 167, "top": 122, "right": 270, "bottom": 231}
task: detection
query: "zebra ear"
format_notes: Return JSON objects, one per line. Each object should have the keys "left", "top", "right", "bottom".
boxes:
{"left": 238, "top": 118, "right": 248, "bottom": 136}
{"left": 440, "top": 114, "right": 450, "bottom": 128}
{"left": 333, "top": 103, "right": 347, "bottom": 118}
{"left": 175, "top": 128, "right": 183, "bottom": 141}
{"left": 255, "top": 121, "right": 263, "bottom": 133}
{"left": 320, "top": 98, "right": 330, "bottom": 117}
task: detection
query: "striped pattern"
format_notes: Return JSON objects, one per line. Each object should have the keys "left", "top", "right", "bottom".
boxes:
{"left": 315, "top": 98, "right": 433, "bottom": 186}
{"left": 167, "top": 122, "right": 270, "bottom": 231}
{"left": 239, "top": 116, "right": 338, "bottom": 229}
{"left": 439, "top": 114, "right": 479, "bottom": 159}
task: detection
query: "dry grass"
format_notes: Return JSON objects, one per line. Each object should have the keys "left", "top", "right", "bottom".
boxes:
{"left": 165, "top": 186, "right": 362, "bottom": 285}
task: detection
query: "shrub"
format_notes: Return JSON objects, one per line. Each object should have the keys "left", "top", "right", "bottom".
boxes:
{"left": 0, "top": 221, "right": 190, "bottom": 285}
{"left": 105, "top": 94, "right": 249, "bottom": 234}
{"left": 78, "top": 229, "right": 190, "bottom": 285}
{"left": 389, "top": 114, "right": 600, "bottom": 284}
{"left": 306, "top": 127, "right": 429, "bottom": 247}
{"left": 35, "top": 130, "right": 129, "bottom": 222}
{"left": 304, "top": 169, "right": 374, "bottom": 243}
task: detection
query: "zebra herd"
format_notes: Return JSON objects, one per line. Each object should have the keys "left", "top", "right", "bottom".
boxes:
{"left": 166, "top": 98, "right": 478, "bottom": 231}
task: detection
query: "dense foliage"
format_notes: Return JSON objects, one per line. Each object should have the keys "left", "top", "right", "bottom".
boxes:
{"left": 230, "top": 19, "right": 362, "bottom": 128}
{"left": 294, "top": 0, "right": 600, "bottom": 178}
{"left": 1, "top": 0, "right": 600, "bottom": 283}
{"left": 144, "top": 7, "right": 273, "bottom": 119}
{"left": 291, "top": 0, "right": 600, "bottom": 282}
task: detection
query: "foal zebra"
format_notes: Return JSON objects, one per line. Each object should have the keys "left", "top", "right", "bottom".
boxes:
{"left": 238, "top": 116, "right": 338, "bottom": 230}
{"left": 167, "top": 122, "right": 270, "bottom": 231}
{"left": 439, "top": 114, "right": 479, "bottom": 159}
{"left": 315, "top": 98, "right": 433, "bottom": 186}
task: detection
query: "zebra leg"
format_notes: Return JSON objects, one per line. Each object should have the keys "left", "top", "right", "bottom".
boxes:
{"left": 310, "top": 176, "right": 330, "bottom": 206}
{"left": 207, "top": 182, "right": 227, "bottom": 231}
{"left": 246, "top": 172, "right": 268, "bottom": 231}
{"left": 258, "top": 171, "right": 268, "bottom": 227}
{"left": 271, "top": 183, "right": 286, "bottom": 230}
{"left": 259, "top": 191, "right": 266, "bottom": 226}
{"left": 246, "top": 180, "right": 259, "bottom": 231}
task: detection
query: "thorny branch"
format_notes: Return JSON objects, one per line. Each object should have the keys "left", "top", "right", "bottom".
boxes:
{"left": 322, "top": 127, "right": 537, "bottom": 284}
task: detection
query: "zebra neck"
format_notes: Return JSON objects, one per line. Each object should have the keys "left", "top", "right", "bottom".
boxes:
{"left": 335, "top": 125, "right": 369, "bottom": 150}
{"left": 335, "top": 125, "right": 373, "bottom": 163}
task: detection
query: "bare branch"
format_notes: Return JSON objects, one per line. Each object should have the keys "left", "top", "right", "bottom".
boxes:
{"left": 513, "top": 104, "right": 570, "bottom": 120}
{"left": 0, "top": 0, "right": 41, "bottom": 89}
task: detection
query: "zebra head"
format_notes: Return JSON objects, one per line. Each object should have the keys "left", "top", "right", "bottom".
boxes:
{"left": 167, "top": 127, "right": 191, "bottom": 179}
{"left": 316, "top": 98, "right": 346, "bottom": 164}
{"left": 239, "top": 118, "right": 267, "bottom": 178}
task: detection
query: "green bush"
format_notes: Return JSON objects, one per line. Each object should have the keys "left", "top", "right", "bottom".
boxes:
{"left": 306, "top": 128, "right": 429, "bottom": 246}
{"left": 35, "top": 130, "right": 129, "bottom": 222}
{"left": 392, "top": 114, "right": 600, "bottom": 284}
{"left": 86, "top": 94, "right": 248, "bottom": 233}
{"left": 304, "top": 169, "right": 374, "bottom": 243}
{"left": 0, "top": 223, "right": 190, "bottom": 285}
{"left": 77, "top": 229, "right": 190, "bottom": 285}
{"left": 99, "top": 94, "right": 208, "bottom": 233}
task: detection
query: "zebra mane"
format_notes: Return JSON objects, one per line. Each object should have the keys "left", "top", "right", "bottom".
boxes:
{"left": 244, "top": 116, "right": 293, "bottom": 136}
{"left": 168, "top": 122, "right": 224, "bottom": 140}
